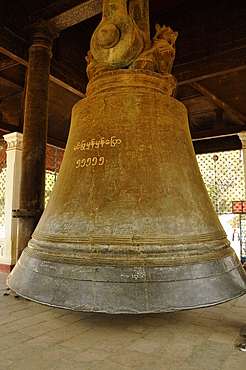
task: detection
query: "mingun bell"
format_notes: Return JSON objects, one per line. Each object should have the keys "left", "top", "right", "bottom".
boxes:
{"left": 7, "top": 0, "right": 246, "bottom": 313}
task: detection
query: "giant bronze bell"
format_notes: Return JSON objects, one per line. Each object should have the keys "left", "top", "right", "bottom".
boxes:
{"left": 7, "top": 0, "right": 246, "bottom": 313}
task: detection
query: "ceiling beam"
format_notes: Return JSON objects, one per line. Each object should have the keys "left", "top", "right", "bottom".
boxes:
{"left": 191, "top": 81, "right": 246, "bottom": 124}
{"left": 28, "top": 0, "right": 103, "bottom": 32}
{"left": 47, "top": 136, "right": 66, "bottom": 148}
{"left": 0, "top": 121, "right": 21, "bottom": 134}
{"left": 191, "top": 125, "right": 246, "bottom": 141}
{"left": 0, "top": 58, "right": 19, "bottom": 71}
{"left": 0, "top": 120, "right": 66, "bottom": 148}
{"left": 193, "top": 136, "right": 241, "bottom": 154}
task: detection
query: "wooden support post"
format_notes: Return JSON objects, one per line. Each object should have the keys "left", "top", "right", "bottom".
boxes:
{"left": 16, "top": 21, "right": 57, "bottom": 259}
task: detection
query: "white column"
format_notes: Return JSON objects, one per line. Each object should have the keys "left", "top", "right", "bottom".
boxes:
{"left": 0, "top": 132, "right": 22, "bottom": 271}
{"left": 238, "top": 132, "right": 246, "bottom": 197}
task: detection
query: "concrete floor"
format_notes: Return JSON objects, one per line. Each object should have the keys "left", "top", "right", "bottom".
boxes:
{"left": 0, "top": 272, "right": 246, "bottom": 370}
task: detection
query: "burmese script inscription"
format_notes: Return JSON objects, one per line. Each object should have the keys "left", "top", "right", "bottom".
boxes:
{"left": 75, "top": 135, "right": 121, "bottom": 169}
{"left": 76, "top": 156, "right": 105, "bottom": 168}
{"left": 74, "top": 136, "right": 121, "bottom": 151}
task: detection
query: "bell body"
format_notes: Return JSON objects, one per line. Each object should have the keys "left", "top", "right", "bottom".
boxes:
{"left": 7, "top": 70, "right": 246, "bottom": 313}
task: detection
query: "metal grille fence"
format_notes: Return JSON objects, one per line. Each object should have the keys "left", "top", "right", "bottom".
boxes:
{"left": 196, "top": 150, "right": 246, "bottom": 260}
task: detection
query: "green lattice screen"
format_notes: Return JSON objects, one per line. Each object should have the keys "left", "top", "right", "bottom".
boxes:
{"left": 196, "top": 150, "right": 245, "bottom": 216}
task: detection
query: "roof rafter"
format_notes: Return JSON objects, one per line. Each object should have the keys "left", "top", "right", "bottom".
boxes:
{"left": 191, "top": 81, "right": 246, "bottom": 124}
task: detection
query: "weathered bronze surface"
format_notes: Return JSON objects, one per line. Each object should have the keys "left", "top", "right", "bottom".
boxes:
{"left": 7, "top": 0, "right": 246, "bottom": 313}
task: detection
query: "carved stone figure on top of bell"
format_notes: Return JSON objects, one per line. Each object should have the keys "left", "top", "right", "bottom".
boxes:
{"left": 7, "top": 0, "right": 246, "bottom": 313}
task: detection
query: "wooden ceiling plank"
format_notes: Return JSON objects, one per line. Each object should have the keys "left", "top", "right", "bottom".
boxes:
{"left": 28, "top": 0, "right": 103, "bottom": 32}
{"left": 0, "top": 74, "right": 23, "bottom": 91}
{"left": 191, "top": 81, "right": 246, "bottom": 124}
{"left": 174, "top": 49, "right": 246, "bottom": 86}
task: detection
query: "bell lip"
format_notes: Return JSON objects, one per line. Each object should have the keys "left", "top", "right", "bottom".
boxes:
{"left": 5, "top": 286, "right": 246, "bottom": 315}
{"left": 6, "top": 249, "right": 246, "bottom": 314}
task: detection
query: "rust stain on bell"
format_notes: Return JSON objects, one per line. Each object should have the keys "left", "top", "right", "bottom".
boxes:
{"left": 7, "top": 0, "right": 246, "bottom": 313}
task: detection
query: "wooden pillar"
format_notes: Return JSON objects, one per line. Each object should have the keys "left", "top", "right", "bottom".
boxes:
{"left": 15, "top": 21, "right": 56, "bottom": 258}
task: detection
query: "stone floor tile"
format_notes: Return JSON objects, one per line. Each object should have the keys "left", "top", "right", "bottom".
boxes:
{"left": 12, "top": 314, "right": 47, "bottom": 328}
{"left": 0, "top": 343, "right": 10, "bottom": 351}
{"left": 126, "top": 323, "right": 150, "bottom": 334}
{"left": 0, "top": 331, "right": 33, "bottom": 348}
{"left": 0, "top": 321, "right": 28, "bottom": 334}
{"left": 43, "top": 346, "right": 80, "bottom": 361}
{"left": 214, "top": 324, "right": 241, "bottom": 336}
{"left": 127, "top": 338, "right": 162, "bottom": 354}
{"left": 177, "top": 364, "right": 202, "bottom": 370}
{"left": 168, "top": 330, "right": 204, "bottom": 347}
{"left": 25, "top": 334, "right": 65, "bottom": 347}
{"left": 75, "top": 348, "right": 111, "bottom": 363}
{"left": 208, "top": 331, "right": 238, "bottom": 344}
{"left": 33, "top": 316, "right": 72, "bottom": 330}
{"left": 138, "top": 315, "right": 167, "bottom": 326}
{"left": 198, "top": 310, "right": 227, "bottom": 321}
{"left": 22, "top": 304, "right": 53, "bottom": 315}
{"left": 17, "top": 322, "right": 56, "bottom": 337}
{"left": 92, "top": 338, "right": 127, "bottom": 353}
{"left": 220, "top": 316, "right": 245, "bottom": 329}
{"left": 0, "top": 357, "right": 14, "bottom": 369}
{"left": 46, "top": 321, "right": 92, "bottom": 340}
{"left": 220, "top": 350, "right": 246, "bottom": 370}
{"left": 184, "top": 341, "right": 231, "bottom": 370}
{"left": 139, "top": 350, "right": 186, "bottom": 369}
{"left": 160, "top": 340, "right": 194, "bottom": 360}
{"left": 5, "top": 356, "right": 59, "bottom": 370}
{"left": 33, "top": 310, "right": 67, "bottom": 321}
{"left": 109, "top": 349, "right": 150, "bottom": 368}
{"left": 89, "top": 359, "right": 133, "bottom": 370}
{"left": 147, "top": 312, "right": 176, "bottom": 320}
{"left": 191, "top": 316, "right": 220, "bottom": 328}
{"left": 58, "top": 329, "right": 101, "bottom": 350}
{"left": 44, "top": 324, "right": 83, "bottom": 340}
{"left": 142, "top": 329, "right": 173, "bottom": 344}
{"left": 58, "top": 312, "right": 87, "bottom": 323}
{"left": 7, "top": 308, "right": 38, "bottom": 320}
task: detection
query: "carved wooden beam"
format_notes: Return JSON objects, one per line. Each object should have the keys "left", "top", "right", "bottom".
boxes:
{"left": 28, "top": 0, "right": 103, "bottom": 32}
{"left": 191, "top": 81, "right": 246, "bottom": 124}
